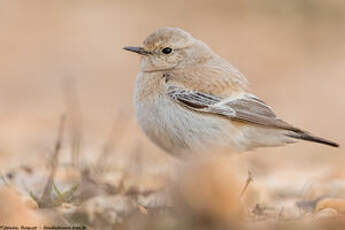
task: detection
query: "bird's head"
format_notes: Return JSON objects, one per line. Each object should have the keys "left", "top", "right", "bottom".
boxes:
{"left": 124, "top": 27, "right": 214, "bottom": 72}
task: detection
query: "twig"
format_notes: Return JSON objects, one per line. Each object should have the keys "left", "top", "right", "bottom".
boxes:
{"left": 95, "top": 110, "right": 129, "bottom": 174}
{"left": 129, "top": 141, "right": 143, "bottom": 176}
{"left": 0, "top": 172, "right": 9, "bottom": 186}
{"left": 138, "top": 205, "right": 149, "bottom": 215}
{"left": 62, "top": 77, "right": 82, "bottom": 169}
{"left": 41, "top": 114, "right": 66, "bottom": 204}
{"left": 240, "top": 170, "right": 254, "bottom": 198}
{"left": 278, "top": 207, "right": 285, "bottom": 220}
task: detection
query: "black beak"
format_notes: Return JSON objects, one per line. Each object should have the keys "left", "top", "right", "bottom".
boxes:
{"left": 123, "top": 46, "right": 150, "bottom": 55}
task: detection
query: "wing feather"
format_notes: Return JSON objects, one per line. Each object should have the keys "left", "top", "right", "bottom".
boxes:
{"left": 167, "top": 85, "right": 301, "bottom": 132}
{"left": 167, "top": 86, "right": 221, "bottom": 109}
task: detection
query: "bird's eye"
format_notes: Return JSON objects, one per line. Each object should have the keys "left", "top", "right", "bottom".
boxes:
{"left": 162, "top": 47, "right": 172, "bottom": 54}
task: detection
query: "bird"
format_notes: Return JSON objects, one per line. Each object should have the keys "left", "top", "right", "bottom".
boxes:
{"left": 124, "top": 27, "right": 339, "bottom": 156}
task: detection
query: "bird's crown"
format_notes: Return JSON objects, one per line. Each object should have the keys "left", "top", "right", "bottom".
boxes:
{"left": 142, "top": 27, "right": 194, "bottom": 51}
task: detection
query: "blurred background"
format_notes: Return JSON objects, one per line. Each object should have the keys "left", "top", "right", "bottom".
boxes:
{"left": 0, "top": 0, "right": 345, "bottom": 228}
{"left": 0, "top": 0, "right": 343, "bottom": 170}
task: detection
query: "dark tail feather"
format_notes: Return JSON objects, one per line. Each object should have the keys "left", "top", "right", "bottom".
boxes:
{"left": 287, "top": 132, "right": 339, "bottom": 148}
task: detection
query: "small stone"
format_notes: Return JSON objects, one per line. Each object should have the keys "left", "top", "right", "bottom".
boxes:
{"left": 81, "top": 195, "right": 138, "bottom": 225}
{"left": 316, "top": 198, "right": 345, "bottom": 214}
{"left": 137, "top": 191, "right": 173, "bottom": 209}
{"left": 314, "top": 208, "right": 338, "bottom": 219}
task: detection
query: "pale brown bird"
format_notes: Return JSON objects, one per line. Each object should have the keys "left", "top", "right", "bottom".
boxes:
{"left": 124, "top": 27, "right": 338, "bottom": 156}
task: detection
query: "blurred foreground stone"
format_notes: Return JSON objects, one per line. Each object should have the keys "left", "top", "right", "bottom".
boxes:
{"left": 174, "top": 155, "right": 245, "bottom": 227}
{"left": 0, "top": 187, "right": 48, "bottom": 225}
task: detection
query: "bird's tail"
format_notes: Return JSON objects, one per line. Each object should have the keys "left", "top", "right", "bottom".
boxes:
{"left": 287, "top": 131, "right": 339, "bottom": 148}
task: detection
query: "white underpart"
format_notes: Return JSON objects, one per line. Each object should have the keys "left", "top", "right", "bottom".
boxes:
{"left": 135, "top": 88, "right": 293, "bottom": 156}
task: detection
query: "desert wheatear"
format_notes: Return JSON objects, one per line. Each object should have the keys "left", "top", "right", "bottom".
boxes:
{"left": 124, "top": 27, "right": 338, "bottom": 156}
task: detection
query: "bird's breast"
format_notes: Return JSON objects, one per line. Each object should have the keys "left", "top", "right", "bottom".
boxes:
{"left": 134, "top": 80, "right": 239, "bottom": 155}
{"left": 134, "top": 88, "right": 190, "bottom": 155}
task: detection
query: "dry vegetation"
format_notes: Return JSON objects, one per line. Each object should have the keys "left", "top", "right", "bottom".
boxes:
{"left": 0, "top": 0, "right": 345, "bottom": 229}
{"left": 1, "top": 131, "right": 345, "bottom": 229}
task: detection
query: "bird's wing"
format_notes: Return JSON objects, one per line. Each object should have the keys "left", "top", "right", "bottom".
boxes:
{"left": 167, "top": 85, "right": 301, "bottom": 132}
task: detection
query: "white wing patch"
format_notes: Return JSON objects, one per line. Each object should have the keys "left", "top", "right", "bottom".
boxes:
{"left": 167, "top": 85, "right": 301, "bottom": 132}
